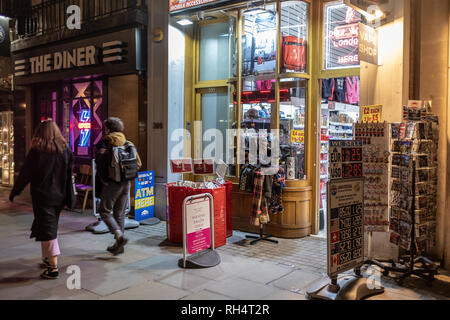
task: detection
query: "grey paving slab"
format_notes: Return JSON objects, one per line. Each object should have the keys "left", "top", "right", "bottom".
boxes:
{"left": 156, "top": 270, "right": 218, "bottom": 292}
{"left": 260, "top": 288, "right": 307, "bottom": 300}
{"left": 269, "top": 270, "right": 324, "bottom": 294}
{"left": 101, "top": 280, "right": 190, "bottom": 300}
{"left": 81, "top": 268, "right": 149, "bottom": 297}
{"left": 181, "top": 289, "right": 234, "bottom": 300}
{"left": 206, "top": 277, "right": 278, "bottom": 300}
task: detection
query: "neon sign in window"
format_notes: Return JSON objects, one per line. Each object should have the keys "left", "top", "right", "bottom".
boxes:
{"left": 78, "top": 109, "right": 91, "bottom": 147}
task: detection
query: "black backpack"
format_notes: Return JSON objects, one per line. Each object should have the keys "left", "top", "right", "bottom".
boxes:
{"left": 108, "top": 141, "right": 139, "bottom": 182}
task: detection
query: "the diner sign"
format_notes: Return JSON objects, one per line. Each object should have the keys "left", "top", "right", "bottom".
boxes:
{"left": 358, "top": 23, "right": 379, "bottom": 65}
{"left": 329, "top": 140, "right": 363, "bottom": 180}
{"left": 14, "top": 40, "right": 126, "bottom": 77}
{"left": 327, "top": 178, "right": 364, "bottom": 277}
{"left": 362, "top": 104, "right": 382, "bottom": 123}
{"left": 170, "top": 0, "right": 226, "bottom": 12}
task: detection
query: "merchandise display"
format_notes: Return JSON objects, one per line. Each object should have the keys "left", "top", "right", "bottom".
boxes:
{"left": 354, "top": 122, "right": 390, "bottom": 232}
{"left": 319, "top": 77, "right": 360, "bottom": 229}
{"left": 165, "top": 180, "right": 229, "bottom": 247}
{"left": 389, "top": 118, "right": 439, "bottom": 252}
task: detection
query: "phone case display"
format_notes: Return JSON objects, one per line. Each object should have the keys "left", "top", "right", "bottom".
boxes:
{"left": 355, "top": 123, "right": 391, "bottom": 232}
{"left": 389, "top": 120, "right": 438, "bottom": 252}
{"left": 0, "top": 112, "right": 14, "bottom": 186}
{"left": 242, "top": 7, "right": 277, "bottom": 77}
{"left": 328, "top": 102, "right": 359, "bottom": 141}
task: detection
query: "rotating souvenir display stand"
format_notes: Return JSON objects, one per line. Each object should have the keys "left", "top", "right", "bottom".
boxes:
{"left": 362, "top": 118, "right": 439, "bottom": 285}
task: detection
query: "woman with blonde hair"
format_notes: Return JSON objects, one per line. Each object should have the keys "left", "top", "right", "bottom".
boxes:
{"left": 10, "top": 119, "right": 74, "bottom": 279}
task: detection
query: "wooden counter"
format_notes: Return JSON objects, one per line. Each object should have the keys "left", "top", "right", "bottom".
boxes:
{"left": 232, "top": 182, "right": 313, "bottom": 238}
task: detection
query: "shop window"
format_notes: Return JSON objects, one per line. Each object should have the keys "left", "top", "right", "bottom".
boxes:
{"left": 242, "top": 3, "right": 277, "bottom": 77}
{"left": 199, "top": 19, "right": 236, "bottom": 82}
{"left": 280, "top": 0, "right": 309, "bottom": 74}
{"left": 279, "top": 78, "right": 307, "bottom": 180}
{"left": 240, "top": 78, "right": 275, "bottom": 168}
{"left": 66, "top": 80, "right": 104, "bottom": 158}
{"left": 323, "top": 1, "right": 361, "bottom": 70}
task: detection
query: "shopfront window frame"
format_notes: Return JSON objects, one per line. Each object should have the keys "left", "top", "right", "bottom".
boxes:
{"left": 189, "top": 0, "right": 313, "bottom": 186}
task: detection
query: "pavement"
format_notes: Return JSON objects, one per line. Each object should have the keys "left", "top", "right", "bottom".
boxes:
{"left": 0, "top": 188, "right": 449, "bottom": 300}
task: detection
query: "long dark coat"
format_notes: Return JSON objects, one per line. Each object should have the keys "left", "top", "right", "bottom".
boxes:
{"left": 10, "top": 147, "right": 74, "bottom": 241}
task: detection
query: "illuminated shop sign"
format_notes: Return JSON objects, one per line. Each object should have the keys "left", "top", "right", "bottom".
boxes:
{"left": 14, "top": 40, "right": 126, "bottom": 77}
{"left": 169, "top": 0, "right": 231, "bottom": 13}
{"left": 324, "top": 4, "right": 361, "bottom": 69}
{"left": 78, "top": 110, "right": 91, "bottom": 147}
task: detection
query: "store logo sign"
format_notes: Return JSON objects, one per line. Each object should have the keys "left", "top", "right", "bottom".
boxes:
{"left": 14, "top": 41, "right": 127, "bottom": 77}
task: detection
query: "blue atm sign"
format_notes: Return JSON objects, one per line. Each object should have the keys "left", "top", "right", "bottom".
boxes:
{"left": 134, "top": 171, "right": 155, "bottom": 221}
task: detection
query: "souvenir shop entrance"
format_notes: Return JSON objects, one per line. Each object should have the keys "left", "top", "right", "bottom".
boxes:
{"left": 170, "top": 0, "right": 364, "bottom": 238}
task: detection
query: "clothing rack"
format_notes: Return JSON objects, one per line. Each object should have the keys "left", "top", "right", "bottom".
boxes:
{"left": 246, "top": 223, "right": 279, "bottom": 245}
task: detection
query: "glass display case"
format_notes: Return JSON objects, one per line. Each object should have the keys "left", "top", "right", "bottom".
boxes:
{"left": 0, "top": 111, "right": 14, "bottom": 186}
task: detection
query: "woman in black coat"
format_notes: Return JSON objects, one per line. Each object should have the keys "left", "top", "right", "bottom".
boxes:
{"left": 9, "top": 120, "right": 74, "bottom": 279}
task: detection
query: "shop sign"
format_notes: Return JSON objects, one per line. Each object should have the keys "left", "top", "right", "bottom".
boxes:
{"left": 290, "top": 130, "right": 305, "bottom": 144}
{"left": 134, "top": 171, "right": 155, "bottom": 222}
{"left": 358, "top": 23, "right": 379, "bottom": 65}
{"left": 362, "top": 104, "right": 382, "bottom": 123}
{"left": 327, "top": 178, "right": 364, "bottom": 277}
{"left": 185, "top": 196, "right": 211, "bottom": 255}
{"left": 329, "top": 140, "right": 363, "bottom": 180}
{"left": 14, "top": 38, "right": 129, "bottom": 78}
{"left": 170, "top": 158, "right": 193, "bottom": 173}
{"left": 193, "top": 158, "right": 214, "bottom": 175}
{"left": 324, "top": 3, "right": 361, "bottom": 69}
{"left": 170, "top": 0, "right": 231, "bottom": 13}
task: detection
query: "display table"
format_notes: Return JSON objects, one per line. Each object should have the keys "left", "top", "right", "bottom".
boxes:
{"left": 165, "top": 183, "right": 228, "bottom": 248}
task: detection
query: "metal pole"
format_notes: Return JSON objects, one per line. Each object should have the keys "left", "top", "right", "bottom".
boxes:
{"left": 92, "top": 158, "right": 97, "bottom": 217}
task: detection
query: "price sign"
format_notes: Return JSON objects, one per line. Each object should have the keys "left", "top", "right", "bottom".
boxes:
{"left": 193, "top": 159, "right": 215, "bottom": 175}
{"left": 170, "top": 158, "right": 193, "bottom": 174}
{"left": 329, "top": 140, "right": 363, "bottom": 180}
{"left": 327, "top": 178, "right": 364, "bottom": 277}
{"left": 362, "top": 104, "right": 382, "bottom": 123}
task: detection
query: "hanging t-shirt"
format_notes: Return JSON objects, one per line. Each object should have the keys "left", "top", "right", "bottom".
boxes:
{"left": 322, "top": 79, "right": 334, "bottom": 101}
{"left": 345, "top": 76, "right": 360, "bottom": 104}
{"left": 334, "top": 77, "right": 347, "bottom": 102}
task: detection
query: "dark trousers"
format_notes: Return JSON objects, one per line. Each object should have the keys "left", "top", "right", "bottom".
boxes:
{"left": 99, "top": 181, "right": 131, "bottom": 235}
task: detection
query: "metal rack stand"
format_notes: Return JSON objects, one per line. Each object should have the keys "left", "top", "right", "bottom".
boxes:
{"left": 246, "top": 223, "right": 278, "bottom": 245}
{"left": 363, "top": 159, "right": 438, "bottom": 285}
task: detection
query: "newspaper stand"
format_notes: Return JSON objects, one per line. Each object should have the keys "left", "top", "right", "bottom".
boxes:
{"left": 178, "top": 193, "right": 221, "bottom": 269}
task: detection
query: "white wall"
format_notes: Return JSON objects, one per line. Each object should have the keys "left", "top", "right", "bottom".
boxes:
{"left": 360, "top": 0, "right": 410, "bottom": 122}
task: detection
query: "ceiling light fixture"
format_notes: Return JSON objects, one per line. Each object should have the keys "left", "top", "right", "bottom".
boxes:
{"left": 176, "top": 19, "right": 193, "bottom": 26}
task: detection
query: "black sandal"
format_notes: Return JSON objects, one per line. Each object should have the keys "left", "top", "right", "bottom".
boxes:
{"left": 40, "top": 267, "right": 59, "bottom": 279}
{"left": 40, "top": 258, "right": 51, "bottom": 269}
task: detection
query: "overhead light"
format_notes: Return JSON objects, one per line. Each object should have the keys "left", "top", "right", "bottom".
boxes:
{"left": 343, "top": 0, "right": 386, "bottom": 23}
{"left": 176, "top": 19, "right": 193, "bottom": 26}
